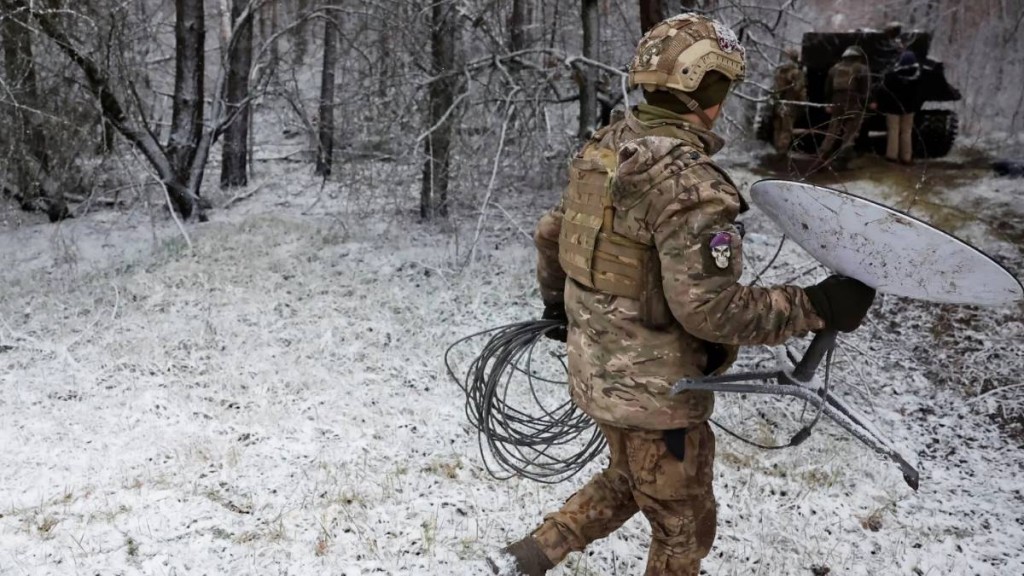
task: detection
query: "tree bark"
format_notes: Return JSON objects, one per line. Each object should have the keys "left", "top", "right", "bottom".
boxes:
{"left": 270, "top": 0, "right": 279, "bottom": 63}
{"left": 315, "top": 4, "right": 339, "bottom": 177}
{"left": 17, "top": 0, "right": 199, "bottom": 218}
{"left": 420, "top": 1, "right": 457, "bottom": 219}
{"left": 639, "top": 0, "right": 667, "bottom": 34}
{"left": 292, "top": 0, "right": 310, "bottom": 64}
{"left": 168, "top": 0, "right": 205, "bottom": 199}
{"left": 509, "top": 0, "right": 528, "bottom": 52}
{"left": 221, "top": 0, "right": 253, "bottom": 188}
{"left": 578, "top": 0, "right": 600, "bottom": 139}
{"left": 1, "top": 0, "right": 67, "bottom": 218}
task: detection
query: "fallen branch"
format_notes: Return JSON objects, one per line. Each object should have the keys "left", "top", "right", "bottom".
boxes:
{"left": 223, "top": 182, "right": 267, "bottom": 209}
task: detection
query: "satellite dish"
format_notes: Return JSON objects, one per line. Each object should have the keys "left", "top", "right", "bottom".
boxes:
{"left": 749, "top": 179, "right": 1023, "bottom": 306}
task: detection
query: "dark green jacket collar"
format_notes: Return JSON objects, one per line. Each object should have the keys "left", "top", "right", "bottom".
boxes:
{"left": 629, "top": 103, "right": 726, "bottom": 156}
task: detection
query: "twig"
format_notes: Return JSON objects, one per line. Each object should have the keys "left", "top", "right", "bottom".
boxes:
{"left": 466, "top": 100, "right": 517, "bottom": 265}
{"left": 224, "top": 182, "right": 267, "bottom": 209}
{"left": 491, "top": 201, "right": 533, "bottom": 243}
{"left": 967, "top": 384, "right": 1024, "bottom": 405}
{"left": 162, "top": 182, "right": 194, "bottom": 253}
{"left": 415, "top": 92, "right": 470, "bottom": 144}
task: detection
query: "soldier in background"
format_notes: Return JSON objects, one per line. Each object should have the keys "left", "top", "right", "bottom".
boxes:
{"left": 771, "top": 47, "right": 808, "bottom": 155}
{"left": 879, "top": 21, "right": 904, "bottom": 69}
{"left": 879, "top": 49, "right": 923, "bottom": 164}
{"left": 818, "top": 45, "right": 873, "bottom": 164}
{"left": 490, "top": 13, "right": 875, "bottom": 576}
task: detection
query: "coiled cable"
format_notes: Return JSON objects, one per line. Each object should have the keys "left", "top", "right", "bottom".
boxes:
{"left": 445, "top": 320, "right": 606, "bottom": 484}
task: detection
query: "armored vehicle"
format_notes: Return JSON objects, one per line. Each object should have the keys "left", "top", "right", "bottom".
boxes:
{"left": 757, "top": 30, "right": 962, "bottom": 158}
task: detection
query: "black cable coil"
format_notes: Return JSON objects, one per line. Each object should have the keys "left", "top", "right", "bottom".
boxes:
{"left": 445, "top": 320, "right": 605, "bottom": 484}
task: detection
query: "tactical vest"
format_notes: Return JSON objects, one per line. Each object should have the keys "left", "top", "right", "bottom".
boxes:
{"left": 556, "top": 122, "right": 683, "bottom": 328}
{"left": 831, "top": 62, "right": 859, "bottom": 93}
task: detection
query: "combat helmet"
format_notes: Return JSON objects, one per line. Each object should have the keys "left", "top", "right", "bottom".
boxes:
{"left": 629, "top": 13, "right": 746, "bottom": 127}
{"left": 884, "top": 21, "right": 903, "bottom": 38}
{"left": 842, "top": 45, "right": 867, "bottom": 60}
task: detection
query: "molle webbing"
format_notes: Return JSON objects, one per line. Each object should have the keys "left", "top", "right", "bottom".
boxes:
{"left": 656, "top": 25, "right": 717, "bottom": 76}
{"left": 558, "top": 150, "right": 652, "bottom": 300}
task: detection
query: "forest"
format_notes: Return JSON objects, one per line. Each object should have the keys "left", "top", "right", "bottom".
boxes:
{"left": 1, "top": 1, "right": 1023, "bottom": 574}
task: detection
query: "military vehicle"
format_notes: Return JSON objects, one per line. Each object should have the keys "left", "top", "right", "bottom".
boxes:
{"left": 757, "top": 30, "right": 962, "bottom": 158}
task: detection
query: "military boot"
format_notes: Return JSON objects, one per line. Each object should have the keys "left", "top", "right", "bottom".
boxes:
{"left": 486, "top": 536, "right": 555, "bottom": 576}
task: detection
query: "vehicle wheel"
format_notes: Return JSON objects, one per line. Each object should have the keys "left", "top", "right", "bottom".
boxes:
{"left": 913, "top": 110, "right": 958, "bottom": 158}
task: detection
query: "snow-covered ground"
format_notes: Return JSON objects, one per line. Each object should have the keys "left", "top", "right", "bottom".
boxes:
{"left": 1, "top": 148, "right": 1022, "bottom": 575}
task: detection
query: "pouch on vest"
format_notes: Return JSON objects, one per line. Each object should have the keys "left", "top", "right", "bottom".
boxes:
{"left": 832, "top": 64, "right": 855, "bottom": 92}
{"left": 558, "top": 149, "right": 670, "bottom": 327}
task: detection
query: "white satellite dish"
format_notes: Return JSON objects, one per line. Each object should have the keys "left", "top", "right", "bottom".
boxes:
{"left": 749, "top": 179, "right": 1023, "bottom": 306}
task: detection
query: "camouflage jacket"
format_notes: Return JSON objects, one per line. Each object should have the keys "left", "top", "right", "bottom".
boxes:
{"left": 535, "top": 107, "right": 825, "bottom": 430}
{"left": 772, "top": 62, "right": 807, "bottom": 102}
{"left": 825, "top": 59, "right": 871, "bottom": 107}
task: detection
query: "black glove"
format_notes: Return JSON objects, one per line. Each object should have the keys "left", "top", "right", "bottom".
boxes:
{"left": 541, "top": 301, "right": 568, "bottom": 343}
{"left": 804, "top": 275, "right": 876, "bottom": 333}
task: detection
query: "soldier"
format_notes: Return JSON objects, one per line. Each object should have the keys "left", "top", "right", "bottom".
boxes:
{"left": 490, "top": 13, "right": 876, "bottom": 576}
{"left": 818, "top": 45, "right": 872, "bottom": 164}
{"left": 879, "top": 21, "right": 904, "bottom": 68}
{"left": 878, "top": 49, "right": 923, "bottom": 164}
{"left": 771, "top": 47, "right": 807, "bottom": 155}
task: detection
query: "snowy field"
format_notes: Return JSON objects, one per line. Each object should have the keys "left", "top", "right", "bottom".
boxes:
{"left": 1, "top": 150, "right": 1022, "bottom": 575}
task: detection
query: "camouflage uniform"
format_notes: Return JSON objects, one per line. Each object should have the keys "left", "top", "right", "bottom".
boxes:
{"left": 529, "top": 103, "right": 825, "bottom": 574}
{"left": 819, "top": 48, "right": 872, "bottom": 160}
{"left": 771, "top": 50, "right": 807, "bottom": 154}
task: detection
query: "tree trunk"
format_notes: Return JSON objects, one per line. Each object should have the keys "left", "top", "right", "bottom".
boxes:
{"left": 639, "top": 0, "right": 667, "bottom": 34}
{"left": 221, "top": 0, "right": 253, "bottom": 188}
{"left": 315, "top": 4, "right": 339, "bottom": 177}
{"left": 579, "top": 0, "right": 600, "bottom": 140}
{"left": 292, "top": 0, "right": 310, "bottom": 64}
{"left": 270, "top": 0, "right": 279, "bottom": 63}
{"left": 17, "top": 0, "right": 202, "bottom": 219}
{"left": 509, "top": 0, "right": 529, "bottom": 52}
{"left": 168, "top": 0, "right": 205, "bottom": 207}
{"left": 420, "top": 1, "right": 457, "bottom": 220}
{"left": 1, "top": 0, "right": 67, "bottom": 219}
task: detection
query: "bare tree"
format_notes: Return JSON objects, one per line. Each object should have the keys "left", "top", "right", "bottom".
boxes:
{"left": 167, "top": 0, "right": 205, "bottom": 203}
{"left": 0, "top": 0, "right": 77, "bottom": 220}
{"left": 421, "top": 1, "right": 459, "bottom": 219}
{"left": 315, "top": 2, "right": 340, "bottom": 177}
{"left": 293, "top": 0, "right": 311, "bottom": 64}
{"left": 509, "top": 0, "right": 529, "bottom": 52}
{"left": 222, "top": 0, "right": 254, "bottom": 188}
{"left": 578, "top": 0, "right": 600, "bottom": 139}
{"left": 640, "top": 0, "right": 668, "bottom": 33}
{"left": 17, "top": 0, "right": 263, "bottom": 220}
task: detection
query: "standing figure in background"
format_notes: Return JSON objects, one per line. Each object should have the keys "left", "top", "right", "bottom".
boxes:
{"left": 771, "top": 47, "right": 808, "bottom": 155}
{"left": 879, "top": 21, "right": 904, "bottom": 68}
{"left": 878, "top": 49, "right": 923, "bottom": 164}
{"left": 818, "top": 45, "right": 872, "bottom": 164}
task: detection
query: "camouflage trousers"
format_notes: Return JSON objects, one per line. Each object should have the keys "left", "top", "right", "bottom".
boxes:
{"left": 819, "top": 102, "right": 866, "bottom": 159}
{"left": 773, "top": 103, "right": 797, "bottom": 154}
{"left": 531, "top": 422, "right": 717, "bottom": 575}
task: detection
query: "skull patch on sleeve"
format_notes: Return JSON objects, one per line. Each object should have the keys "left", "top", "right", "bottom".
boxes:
{"left": 709, "top": 232, "right": 733, "bottom": 270}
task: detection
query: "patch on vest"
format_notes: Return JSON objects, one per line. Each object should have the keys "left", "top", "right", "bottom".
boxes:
{"left": 708, "top": 231, "right": 733, "bottom": 270}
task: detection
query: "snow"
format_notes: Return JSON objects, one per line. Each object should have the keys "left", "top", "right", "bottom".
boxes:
{"left": 1, "top": 149, "right": 1023, "bottom": 575}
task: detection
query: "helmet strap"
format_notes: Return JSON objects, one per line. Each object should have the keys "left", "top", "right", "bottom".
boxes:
{"left": 674, "top": 91, "right": 715, "bottom": 130}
